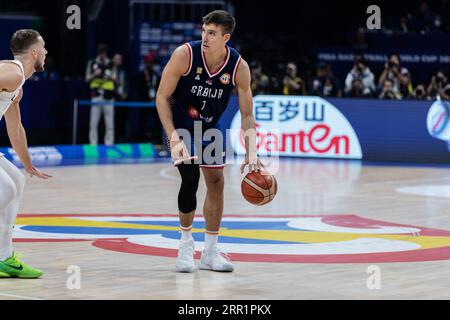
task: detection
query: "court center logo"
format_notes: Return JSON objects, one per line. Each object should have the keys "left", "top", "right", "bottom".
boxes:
{"left": 14, "top": 214, "right": 450, "bottom": 263}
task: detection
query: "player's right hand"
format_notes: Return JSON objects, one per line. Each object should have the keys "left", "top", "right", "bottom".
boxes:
{"left": 25, "top": 165, "right": 52, "bottom": 179}
{"left": 170, "top": 139, "right": 197, "bottom": 166}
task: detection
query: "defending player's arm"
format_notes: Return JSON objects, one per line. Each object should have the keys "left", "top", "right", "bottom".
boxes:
{"left": 4, "top": 90, "right": 52, "bottom": 179}
{"left": 156, "top": 45, "right": 197, "bottom": 165}
{"left": 235, "top": 59, "right": 264, "bottom": 173}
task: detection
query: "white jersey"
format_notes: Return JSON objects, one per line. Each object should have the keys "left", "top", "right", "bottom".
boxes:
{"left": 0, "top": 60, "right": 25, "bottom": 121}
{"left": 0, "top": 60, "right": 25, "bottom": 157}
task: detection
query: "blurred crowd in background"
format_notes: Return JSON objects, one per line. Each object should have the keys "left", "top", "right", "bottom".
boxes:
{"left": 1, "top": 0, "right": 449, "bottom": 146}
{"left": 23, "top": 0, "right": 449, "bottom": 102}
{"left": 250, "top": 54, "right": 450, "bottom": 100}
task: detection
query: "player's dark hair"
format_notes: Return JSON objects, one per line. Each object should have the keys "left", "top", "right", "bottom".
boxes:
{"left": 202, "top": 10, "right": 236, "bottom": 35}
{"left": 10, "top": 29, "right": 41, "bottom": 56}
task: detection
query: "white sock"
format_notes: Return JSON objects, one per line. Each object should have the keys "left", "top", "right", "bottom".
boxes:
{"left": 205, "top": 230, "right": 219, "bottom": 252}
{"left": 180, "top": 225, "right": 193, "bottom": 241}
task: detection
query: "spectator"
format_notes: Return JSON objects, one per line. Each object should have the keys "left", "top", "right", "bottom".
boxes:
{"left": 353, "top": 28, "right": 369, "bottom": 51}
{"left": 411, "top": 84, "right": 428, "bottom": 100}
{"left": 282, "top": 62, "right": 307, "bottom": 96}
{"left": 112, "top": 54, "right": 128, "bottom": 101}
{"left": 398, "top": 16, "right": 410, "bottom": 33}
{"left": 130, "top": 52, "right": 161, "bottom": 143}
{"left": 441, "top": 0, "right": 450, "bottom": 33}
{"left": 112, "top": 53, "right": 128, "bottom": 143}
{"left": 250, "top": 61, "right": 270, "bottom": 95}
{"left": 347, "top": 79, "right": 366, "bottom": 98}
{"left": 430, "top": 14, "right": 444, "bottom": 32}
{"left": 427, "top": 70, "right": 450, "bottom": 100}
{"left": 378, "top": 54, "right": 410, "bottom": 98}
{"left": 85, "top": 44, "right": 116, "bottom": 146}
{"left": 344, "top": 55, "right": 375, "bottom": 97}
{"left": 309, "top": 62, "right": 342, "bottom": 97}
{"left": 399, "top": 68, "right": 414, "bottom": 98}
{"left": 379, "top": 79, "right": 400, "bottom": 99}
{"left": 415, "top": 1, "right": 435, "bottom": 33}
{"left": 444, "top": 84, "right": 450, "bottom": 100}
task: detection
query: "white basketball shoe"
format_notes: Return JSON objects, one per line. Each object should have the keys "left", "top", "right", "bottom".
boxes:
{"left": 175, "top": 238, "right": 195, "bottom": 273}
{"left": 199, "top": 246, "right": 234, "bottom": 272}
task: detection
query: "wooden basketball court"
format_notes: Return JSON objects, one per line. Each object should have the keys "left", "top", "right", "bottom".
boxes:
{"left": 1, "top": 158, "right": 450, "bottom": 300}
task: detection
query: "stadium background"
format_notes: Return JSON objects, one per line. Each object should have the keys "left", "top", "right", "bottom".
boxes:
{"left": 0, "top": 0, "right": 449, "bottom": 163}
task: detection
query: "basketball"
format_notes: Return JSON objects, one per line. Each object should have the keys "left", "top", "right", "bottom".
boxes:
{"left": 241, "top": 171, "right": 277, "bottom": 205}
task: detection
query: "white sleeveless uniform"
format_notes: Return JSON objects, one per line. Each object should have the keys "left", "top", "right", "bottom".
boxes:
{"left": 0, "top": 60, "right": 25, "bottom": 157}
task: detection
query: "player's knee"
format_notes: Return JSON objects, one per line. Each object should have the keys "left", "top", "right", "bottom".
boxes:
{"left": 177, "top": 164, "right": 200, "bottom": 213}
{"left": 15, "top": 171, "right": 25, "bottom": 195}
{"left": 206, "top": 174, "right": 224, "bottom": 192}
{"left": 178, "top": 184, "right": 198, "bottom": 213}
{"left": 0, "top": 179, "right": 17, "bottom": 209}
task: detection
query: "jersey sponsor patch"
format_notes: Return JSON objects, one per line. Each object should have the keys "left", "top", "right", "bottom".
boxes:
{"left": 188, "top": 106, "right": 200, "bottom": 119}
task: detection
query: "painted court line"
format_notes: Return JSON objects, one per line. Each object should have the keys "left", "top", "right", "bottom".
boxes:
{"left": 0, "top": 292, "right": 44, "bottom": 300}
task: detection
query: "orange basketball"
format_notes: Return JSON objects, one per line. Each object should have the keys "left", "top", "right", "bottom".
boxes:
{"left": 241, "top": 171, "right": 277, "bottom": 205}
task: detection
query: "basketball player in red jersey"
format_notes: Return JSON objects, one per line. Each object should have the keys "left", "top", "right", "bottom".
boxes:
{"left": 157, "top": 10, "right": 263, "bottom": 272}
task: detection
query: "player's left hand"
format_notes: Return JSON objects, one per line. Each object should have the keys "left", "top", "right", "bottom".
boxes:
{"left": 240, "top": 157, "right": 265, "bottom": 173}
{"left": 25, "top": 166, "right": 52, "bottom": 179}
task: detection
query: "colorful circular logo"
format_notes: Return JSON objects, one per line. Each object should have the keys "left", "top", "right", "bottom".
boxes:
{"left": 427, "top": 100, "right": 450, "bottom": 138}
{"left": 220, "top": 73, "right": 231, "bottom": 85}
{"left": 14, "top": 214, "right": 450, "bottom": 263}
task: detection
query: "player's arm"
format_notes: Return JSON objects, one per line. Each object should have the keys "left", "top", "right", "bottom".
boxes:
{"left": 156, "top": 45, "right": 189, "bottom": 139}
{"left": 0, "top": 64, "right": 23, "bottom": 92}
{"left": 4, "top": 91, "right": 52, "bottom": 179}
{"left": 156, "top": 45, "right": 196, "bottom": 164}
{"left": 235, "top": 59, "right": 264, "bottom": 173}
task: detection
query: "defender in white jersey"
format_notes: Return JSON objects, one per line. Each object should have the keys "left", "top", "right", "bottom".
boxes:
{"left": 0, "top": 30, "right": 52, "bottom": 279}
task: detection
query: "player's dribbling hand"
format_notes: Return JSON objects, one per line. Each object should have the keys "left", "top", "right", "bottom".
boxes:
{"left": 240, "top": 156, "right": 265, "bottom": 173}
{"left": 170, "top": 139, "right": 198, "bottom": 166}
{"left": 25, "top": 166, "right": 52, "bottom": 179}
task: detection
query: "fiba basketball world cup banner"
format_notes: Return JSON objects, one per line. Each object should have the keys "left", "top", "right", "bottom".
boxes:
{"left": 229, "top": 95, "right": 363, "bottom": 159}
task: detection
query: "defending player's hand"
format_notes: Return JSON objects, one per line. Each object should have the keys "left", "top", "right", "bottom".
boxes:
{"left": 12, "top": 88, "right": 23, "bottom": 104}
{"left": 170, "top": 139, "right": 198, "bottom": 166}
{"left": 240, "top": 156, "right": 265, "bottom": 173}
{"left": 25, "top": 165, "right": 52, "bottom": 179}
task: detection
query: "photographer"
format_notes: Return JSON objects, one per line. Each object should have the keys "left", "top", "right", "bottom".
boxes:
{"left": 282, "top": 62, "right": 306, "bottom": 95}
{"left": 85, "top": 44, "right": 116, "bottom": 146}
{"left": 309, "top": 62, "right": 342, "bottom": 97}
{"left": 344, "top": 55, "right": 375, "bottom": 97}
{"left": 378, "top": 54, "right": 409, "bottom": 99}
{"left": 427, "top": 70, "right": 449, "bottom": 100}
{"left": 412, "top": 84, "right": 428, "bottom": 100}
{"left": 348, "top": 79, "right": 365, "bottom": 98}
{"left": 250, "top": 61, "right": 271, "bottom": 95}
{"left": 379, "top": 79, "right": 400, "bottom": 100}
